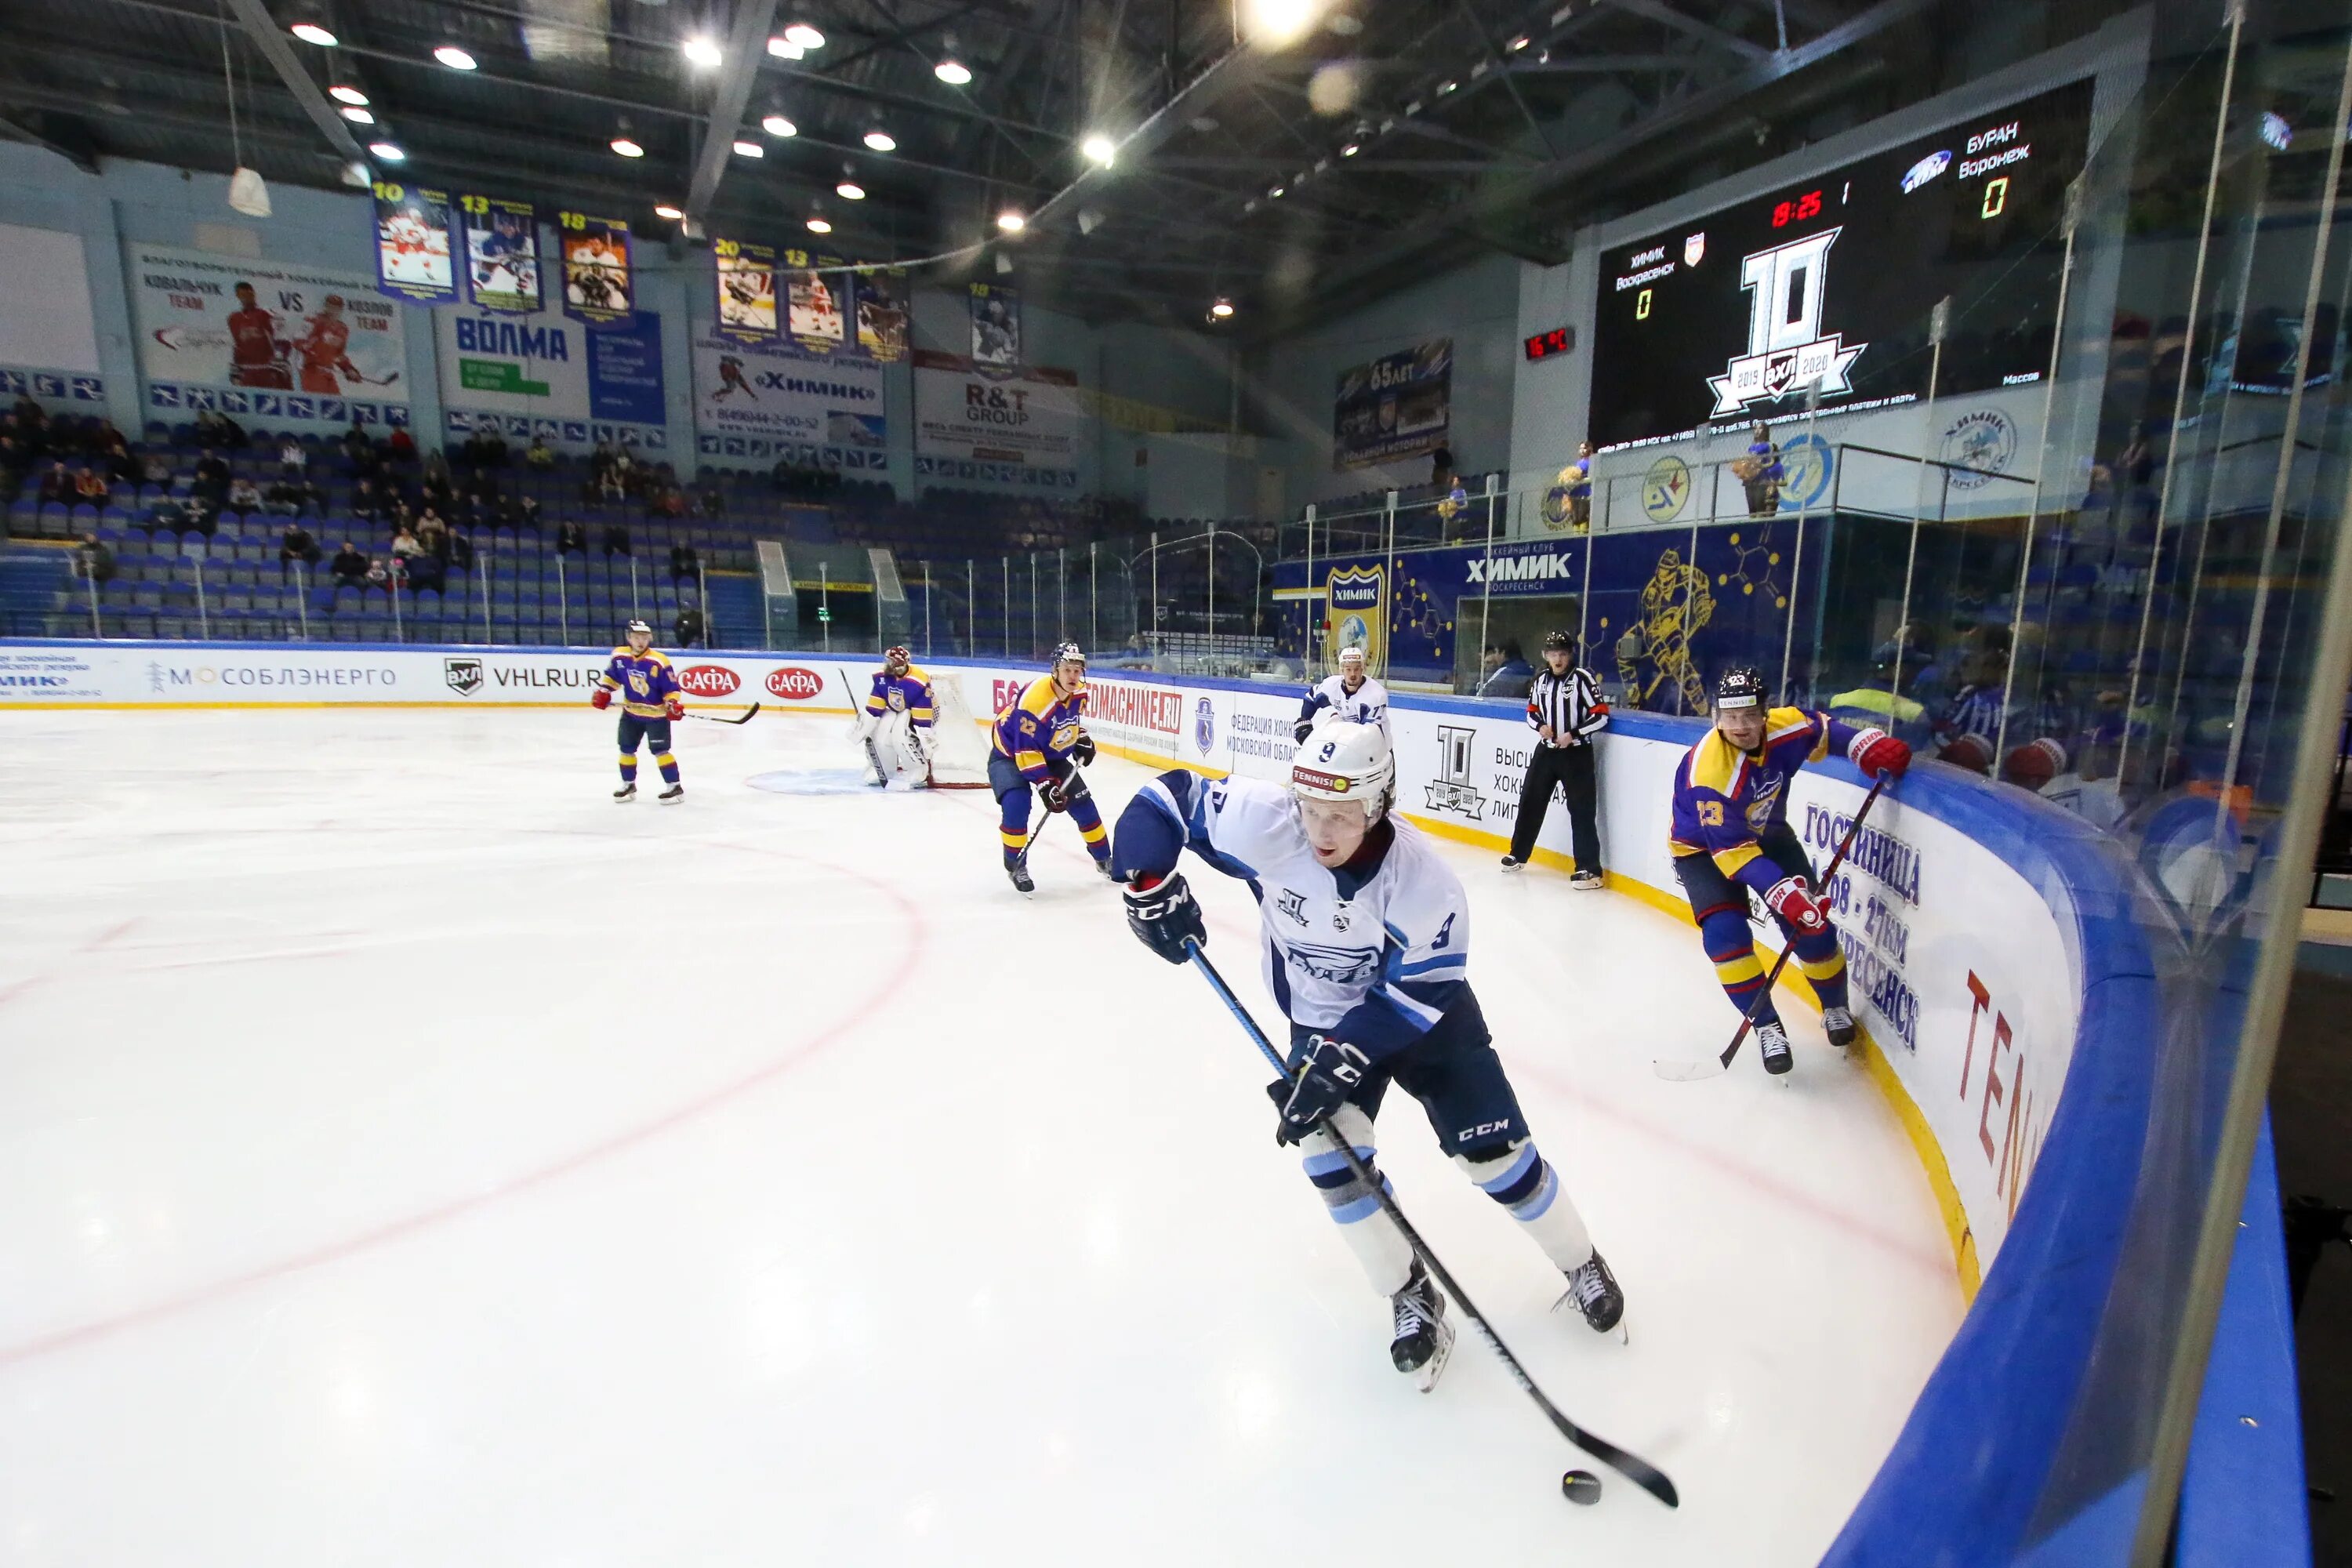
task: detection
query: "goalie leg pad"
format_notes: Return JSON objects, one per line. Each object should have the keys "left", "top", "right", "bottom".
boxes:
{"left": 1298, "top": 1104, "right": 1414, "bottom": 1297}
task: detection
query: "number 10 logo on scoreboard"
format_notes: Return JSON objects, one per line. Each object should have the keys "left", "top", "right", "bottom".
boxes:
{"left": 1706, "top": 228, "right": 1868, "bottom": 416}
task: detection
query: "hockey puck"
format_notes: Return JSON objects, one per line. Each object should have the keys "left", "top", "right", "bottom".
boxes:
{"left": 1561, "top": 1469, "right": 1602, "bottom": 1505}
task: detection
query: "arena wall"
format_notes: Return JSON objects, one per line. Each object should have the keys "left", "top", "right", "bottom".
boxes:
{"left": 0, "top": 636, "right": 2198, "bottom": 1558}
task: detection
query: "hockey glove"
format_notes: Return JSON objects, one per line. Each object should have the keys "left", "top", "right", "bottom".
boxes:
{"left": 665, "top": 695, "right": 685, "bottom": 722}
{"left": 1072, "top": 731, "right": 1098, "bottom": 767}
{"left": 1293, "top": 717, "right": 1315, "bottom": 744}
{"left": 1763, "top": 874, "right": 1831, "bottom": 936}
{"left": 1271, "top": 1035, "right": 1373, "bottom": 1145}
{"left": 590, "top": 687, "right": 612, "bottom": 710}
{"left": 1848, "top": 727, "right": 1911, "bottom": 779}
{"left": 1123, "top": 872, "right": 1205, "bottom": 964}
{"left": 1042, "top": 770, "right": 1090, "bottom": 815}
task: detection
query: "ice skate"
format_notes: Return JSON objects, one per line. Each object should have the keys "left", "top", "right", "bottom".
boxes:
{"left": 1558, "top": 1247, "right": 1625, "bottom": 1336}
{"left": 1005, "top": 857, "right": 1035, "bottom": 895}
{"left": 1499, "top": 855, "right": 1525, "bottom": 871}
{"left": 1755, "top": 1018, "right": 1795, "bottom": 1076}
{"left": 612, "top": 782, "right": 636, "bottom": 803}
{"left": 658, "top": 784, "right": 684, "bottom": 804}
{"left": 1390, "top": 1262, "right": 1454, "bottom": 1392}
{"left": 1570, "top": 869, "right": 1603, "bottom": 890}
{"left": 1823, "top": 1006, "right": 1858, "bottom": 1048}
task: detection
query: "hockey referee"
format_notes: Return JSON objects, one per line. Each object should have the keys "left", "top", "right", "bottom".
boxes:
{"left": 1501, "top": 631, "right": 1609, "bottom": 886}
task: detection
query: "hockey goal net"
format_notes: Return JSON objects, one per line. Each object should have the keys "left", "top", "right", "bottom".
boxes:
{"left": 927, "top": 673, "right": 993, "bottom": 789}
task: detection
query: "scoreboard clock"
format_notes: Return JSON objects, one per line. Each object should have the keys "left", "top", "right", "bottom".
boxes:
{"left": 1591, "top": 79, "right": 2096, "bottom": 450}
{"left": 1524, "top": 325, "right": 1575, "bottom": 361}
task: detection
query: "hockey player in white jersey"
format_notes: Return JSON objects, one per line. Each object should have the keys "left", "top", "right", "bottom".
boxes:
{"left": 1112, "top": 720, "right": 1623, "bottom": 1386}
{"left": 1293, "top": 645, "right": 1390, "bottom": 742}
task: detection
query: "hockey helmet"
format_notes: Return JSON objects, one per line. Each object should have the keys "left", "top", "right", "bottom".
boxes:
{"left": 1714, "top": 666, "right": 1767, "bottom": 712}
{"left": 1051, "top": 641, "right": 1087, "bottom": 674}
{"left": 1338, "top": 645, "right": 1367, "bottom": 667}
{"left": 883, "top": 644, "right": 911, "bottom": 672}
{"left": 624, "top": 619, "right": 653, "bottom": 646}
{"left": 1291, "top": 720, "right": 1396, "bottom": 824}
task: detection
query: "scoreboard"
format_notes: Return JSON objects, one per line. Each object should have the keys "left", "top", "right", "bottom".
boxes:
{"left": 1590, "top": 79, "right": 2096, "bottom": 451}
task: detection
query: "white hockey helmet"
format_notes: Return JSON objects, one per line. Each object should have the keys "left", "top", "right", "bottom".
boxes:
{"left": 1291, "top": 719, "right": 1395, "bottom": 824}
{"left": 1338, "top": 645, "right": 1366, "bottom": 668}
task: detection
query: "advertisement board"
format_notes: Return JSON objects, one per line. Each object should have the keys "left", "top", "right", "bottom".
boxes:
{"left": 1333, "top": 339, "right": 1452, "bottom": 470}
{"left": 131, "top": 244, "right": 411, "bottom": 429}
{"left": 690, "top": 332, "right": 887, "bottom": 469}
{"left": 911, "top": 348, "right": 1083, "bottom": 487}
{"left": 435, "top": 302, "right": 666, "bottom": 448}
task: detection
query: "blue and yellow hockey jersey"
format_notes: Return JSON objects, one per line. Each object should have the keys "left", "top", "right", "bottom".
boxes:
{"left": 866, "top": 668, "right": 937, "bottom": 730}
{"left": 598, "top": 647, "right": 681, "bottom": 719}
{"left": 992, "top": 675, "right": 1088, "bottom": 783}
{"left": 1670, "top": 706, "right": 1871, "bottom": 891}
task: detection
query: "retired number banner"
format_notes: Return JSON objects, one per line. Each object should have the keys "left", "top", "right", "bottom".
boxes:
{"left": 713, "top": 238, "right": 779, "bottom": 343}
{"left": 557, "top": 212, "right": 633, "bottom": 326}
{"left": 459, "top": 194, "right": 541, "bottom": 314}
{"left": 371, "top": 181, "right": 457, "bottom": 306}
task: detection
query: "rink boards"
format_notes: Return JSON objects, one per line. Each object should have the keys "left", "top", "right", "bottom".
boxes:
{"left": 0, "top": 634, "right": 2167, "bottom": 1562}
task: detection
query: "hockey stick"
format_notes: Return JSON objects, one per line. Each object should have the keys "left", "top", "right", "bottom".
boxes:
{"left": 1185, "top": 944, "right": 1681, "bottom": 1511}
{"left": 681, "top": 702, "right": 760, "bottom": 726}
{"left": 1653, "top": 771, "right": 1892, "bottom": 1083}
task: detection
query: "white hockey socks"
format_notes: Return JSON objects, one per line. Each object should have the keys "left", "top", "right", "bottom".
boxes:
{"left": 1456, "top": 1140, "right": 1595, "bottom": 1272}
{"left": 1298, "top": 1105, "right": 1415, "bottom": 1298}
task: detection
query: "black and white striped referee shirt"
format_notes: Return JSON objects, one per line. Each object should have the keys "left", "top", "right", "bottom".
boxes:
{"left": 1525, "top": 666, "right": 1610, "bottom": 747}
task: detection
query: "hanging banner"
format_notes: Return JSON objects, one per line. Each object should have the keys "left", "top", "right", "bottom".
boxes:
{"left": 691, "top": 331, "right": 887, "bottom": 468}
{"left": 969, "top": 281, "right": 1021, "bottom": 370}
{"left": 782, "top": 249, "right": 849, "bottom": 354}
{"left": 713, "top": 238, "right": 779, "bottom": 343}
{"left": 459, "top": 194, "right": 542, "bottom": 314}
{"left": 557, "top": 212, "right": 633, "bottom": 325}
{"left": 856, "top": 267, "right": 909, "bottom": 362}
{"left": 371, "top": 180, "right": 457, "bottom": 306}
{"left": 911, "top": 348, "right": 1082, "bottom": 486}
{"left": 132, "top": 243, "right": 410, "bottom": 426}
{"left": 1332, "top": 338, "right": 1452, "bottom": 471}
{"left": 437, "top": 303, "right": 666, "bottom": 448}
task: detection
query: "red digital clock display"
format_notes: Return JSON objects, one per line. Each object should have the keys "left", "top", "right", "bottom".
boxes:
{"left": 1523, "top": 325, "right": 1573, "bottom": 361}
{"left": 1771, "top": 189, "right": 1824, "bottom": 227}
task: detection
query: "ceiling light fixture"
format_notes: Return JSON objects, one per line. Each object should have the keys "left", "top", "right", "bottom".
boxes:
{"left": 289, "top": 21, "right": 337, "bottom": 46}
{"left": 328, "top": 84, "right": 368, "bottom": 106}
{"left": 762, "top": 114, "right": 797, "bottom": 137}
{"left": 1238, "top": 0, "right": 1324, "bottom": 49}
{"left": 654, "top": 203, "right": 684, "bottom": 220}
{"left": 732, "top": 139, "right": 763, "bottom": 157}
{"left": 434, "top": 45, "right": 477, "bottom": 69}
{"left": 1438, "top": 79, "right": 1457, "bottom": 94}
{"left": 339, "top": 105, "right": 375, "bottom": 124}
{"left": 1080, "top": 132, "right": 1116, "bottom": 166}
{"left": 807, "top": 216, "right": 833, "bottom": 234}
{"left": 368, "top": 140, "right": 405, "bottom": 162}
{"left": 611, "top": 136, "right": 645, "bottom": 158}
{"left": 862, "top": 129, "right": 897, "bottom": 152}
{"left": 1340, "top": 141, "right": 1359, "bottom": 156}
{"left": 1508, "top": 34, "right": 1530, "bottom": 49}
{"left": 836, "top": 181, "right": 866, "bottom": 199}
{"left": 681, "top": 35, "right": 722, "bottom": 69}
{"left": 935, "top": 59, "right": 972, "bottom": 85}
{"left": 1269, "top": 185, "right": 1285, "bottom": 198}
{"left": 996, "top": 209, "right": 1026, "bottom": 232}
{"left": 783, "top": 23, "right": 825, "bottom": 49}
{"left": 1210, "top": 299, "right": 1235, "bottom": 319}
{"left": 766, "top": 35, "right": 804, "bottom": 59}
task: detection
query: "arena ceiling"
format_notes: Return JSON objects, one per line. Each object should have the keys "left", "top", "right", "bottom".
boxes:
{"left": 0, "top": 0, "right": 2130, "bottom": 330}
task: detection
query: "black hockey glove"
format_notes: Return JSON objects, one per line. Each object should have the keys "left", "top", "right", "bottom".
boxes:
{"left": 1271, "top": 1034, "right": 1373, "bottom": 1145}
{"left": 1123, "top": 872, "right": 1205, "bottom": 964}
{"left": 1292, "top": 717, "right": 1314, "bottom": 743}
{"left": 1042, "top": 769, "right": 1091, "bottom": 815}
{"left": 1072, "top": 731, "right": 1098, "bottom": 767}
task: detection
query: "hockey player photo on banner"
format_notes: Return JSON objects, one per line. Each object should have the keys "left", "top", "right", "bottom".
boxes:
{"left": 970, "top": 281, "right": 1020, "bottom": 370}
{"left": 133, "top": 244, "right": 408, "bottom": 408}
{"left": 713, "top": 238, "right": 779, "bottom": 343}
{"left": 459, "top": 194, "right": 541, "bottom": 314}
{"left": 371, "top": 180, "right": 457, "bottom": 305}
{"left": 784, "top": 249, "right": 848, "bottom": 354}
{"left": 557, "top": 212, "right": 633, "bottom": 325}
{"left": 855, "top": 267, "right": 909, "bottom": 362}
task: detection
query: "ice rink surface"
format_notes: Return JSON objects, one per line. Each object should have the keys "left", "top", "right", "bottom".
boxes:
{"left": 0, "top": 709, "right": 1963, "bottom": 1566}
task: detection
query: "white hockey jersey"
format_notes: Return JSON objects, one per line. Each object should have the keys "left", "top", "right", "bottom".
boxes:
{"left": 1134, "top": 772, "right": 1468, "bottom": 1054}
{"left": 1301, "top": 673, "right": 1392, "bottom": 735}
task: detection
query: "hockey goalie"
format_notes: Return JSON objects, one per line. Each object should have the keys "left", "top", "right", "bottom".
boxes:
{"left": 854, "top": 646, "right": 988, "bottom": 789}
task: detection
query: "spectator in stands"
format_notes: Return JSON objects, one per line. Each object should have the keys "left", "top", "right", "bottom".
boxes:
{"left": 37, "top": 461, "right": 73, "bottom": 506}
{"left": 262, "top": 474, "right": 303, "bottom": 516}
{"left": 341, "top": 418, "right": 372, "bottom": 466}
{"left": 674, "top": 605, "right": 706, "bottom": 648}
{"left": 445, "top": 524, "right": 474, "bottom": 572}
{"left": 590, "top": 437, "right": 619, "bottom": 474}
{"left": 525, "top": 434, "right": 554, "bottom": 469}
{"left": 350, "top": 478, "right": 385, "bottom": 525}
{"left": 331, "top": 541, "right": 369, "bottom": 589}
{"left": 365, "top": 554, "right": 392, "bottom": 593}
{"left": 9, "top": 393, "right": 40, "bottom": 427}
{"left": 485, "top": 427, "right": 511, "bottom": 466}
{"left": 416, "top": 507, "right": 449, "bottom": 556}
{"left": 506, "top": 492, "right": 542, "bottom": 529}
{"left": 697, "top": 481, "right": 724, "bottom": 518}
{"left": 191, "top": 448, "right": 230, "bottom": 504}
{"left": 387, "top": 423, "right": 416, "bottom": 463}
{"left": 669, "top": 541, "right": 699, "bottom": 580}
{"left": 557, "top": 517, "right": 587, "bottom": 555}
{"left": 73, "top": 466, "right": 108, "bottom": 503}
{"left": 279, "top": 519, "right": 320, "bottom": 567}
{"left": 405, "top": 544, "right": 445, "bottom": 593}
{"left": 423, "top": 471, "right": 456, "bottom": 520}
{"left": 226, "top": 474, "right": 263, "bottom": 512}
{"left": 194, "top": 408, "right": 247, "bottom": 448}
{"left": 0, "top": 434, "right": 29, "bottom": 498}
{"left": 649, "top": 485, "right": 686, "bottom": 521}
{"left": 72, "top": 532, "right": 114, "bottom": 585}
{"left": 182, "top": 492, "right": 218, "bottom": 538}
{"left": 140, "top": 450, "right": 172, "bottom": 485}
{"left": 104, "top": 438, "right": 140, "bottom": 487}
{"left": 593, "top": 466, "right": 626, "bottom": 504}
{"left": 601, "top": 519, "right": 631, "bottom": 557}
{"left": 390, "top": 523, "right": 425, "bottom": 563}
{"left": 459, "top": 430, "right": 491, "bottom": 470}
{"left": 278, "top": 435, "right": 306, "bottom": 477}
